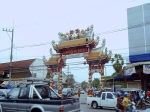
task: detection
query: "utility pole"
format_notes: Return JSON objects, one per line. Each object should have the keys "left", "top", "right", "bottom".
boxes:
{"left": 3, "top": 28, "right": 14, "bottom": 84}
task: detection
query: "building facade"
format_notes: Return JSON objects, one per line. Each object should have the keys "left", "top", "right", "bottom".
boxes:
{"left": 0, "top": 59, "right": 48, "bottom": 85}
{"left": 127, "top": 3, "right": 150, "bottom": 62}
{"left": 126, "top": 2, "right": 150, "bottom": 90}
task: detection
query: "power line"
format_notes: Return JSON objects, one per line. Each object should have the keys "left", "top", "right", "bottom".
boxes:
{"left": 96, "top": 21, "right": 150, "bottom": 35}
{"left": 1, "top": 20, "right": 150, "bottom": 54}
{"left": 1, "top": 0, "right": 133, "bottom": 30}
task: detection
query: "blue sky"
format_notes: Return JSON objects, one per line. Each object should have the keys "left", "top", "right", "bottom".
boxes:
{"left": 0, "top": 0, "right": 150, "bottom": 83}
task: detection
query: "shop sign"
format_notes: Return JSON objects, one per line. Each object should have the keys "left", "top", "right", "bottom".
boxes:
{"left": 143, "top": 65, "right": 150, "bottom": 74}
{"left": 125, "top": 67, "right": 136, "bottom": 76}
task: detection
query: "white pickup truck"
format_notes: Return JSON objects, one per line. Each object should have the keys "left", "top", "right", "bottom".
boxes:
{"left": 86, "top": 92, "right": 117, "bottom": 109}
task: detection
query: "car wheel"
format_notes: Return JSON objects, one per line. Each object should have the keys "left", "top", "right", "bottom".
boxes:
{"left": 92, "top": 101, "right": 98, "bottom": 109}
{"left": 142, "top": 103, "right": 146, "bottom": 110}
{"left": 31, "top": 108, "right": 41, "bottom": 112}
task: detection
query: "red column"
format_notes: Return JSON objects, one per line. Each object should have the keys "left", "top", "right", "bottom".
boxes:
{"left": 88, "top": 66, "right": 93, "bottom": 97}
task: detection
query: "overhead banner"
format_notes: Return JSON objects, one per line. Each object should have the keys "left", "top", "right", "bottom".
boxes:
{"left": 143, "top": 65, "right": 150, "bottom": 74}
{"left": 125, "top": 67, "right": 136, "bottom": 76}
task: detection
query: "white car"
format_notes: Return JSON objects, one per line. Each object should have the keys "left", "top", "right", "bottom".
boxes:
{"left": 86, "top": 92, "right": 117, "bottom": 109}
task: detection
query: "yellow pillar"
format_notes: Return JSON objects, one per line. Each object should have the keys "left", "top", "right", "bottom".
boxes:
{"left": 100, "top": 65, "right": 104, "bottom": 91}
{"left": 88, "top": 69, "right": 92, "bottom": 97}
{"left": 49, "top": 70, "right": 53, "bottom": 88}
{"left": 58, "top": 70, "right": 62, "bottom": 97}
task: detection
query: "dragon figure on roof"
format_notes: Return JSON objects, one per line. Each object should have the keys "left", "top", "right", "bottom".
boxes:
{"left": 58, "top": 25, "right": 94, "bottom": 42}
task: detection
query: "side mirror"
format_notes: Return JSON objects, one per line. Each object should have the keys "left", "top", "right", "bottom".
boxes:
{"left": 7, "top": 94, "right": 13, "bottom": 99}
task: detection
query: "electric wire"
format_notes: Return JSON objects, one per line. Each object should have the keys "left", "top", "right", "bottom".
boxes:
{"left": 1, "top": 0, "right": 133, "bottom": 29}
{"left": 1, "top": 1, "right": 149, "bottom": 63}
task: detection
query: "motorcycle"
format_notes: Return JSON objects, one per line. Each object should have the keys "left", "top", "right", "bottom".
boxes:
{"left": 136, "top": 98, "right": 146, "bottom": 110}
{"left": 145, "top": 96, "right": 150, "bottom": 103}
{"left": 130, "top": 100, "right": 142, "bottom": 112}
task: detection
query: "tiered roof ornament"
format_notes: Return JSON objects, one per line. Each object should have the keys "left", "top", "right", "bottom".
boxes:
{"left": 44, "top": 48, "right": 63, "bottom": 66}
{"left": 58, "top": 25, "right": 94, "bottom": 42}
{"left": 87, "top": 38, "right": 112, "bottom": 61}
{"left": 51, "top": 25, "right": 100, "bottom": 55}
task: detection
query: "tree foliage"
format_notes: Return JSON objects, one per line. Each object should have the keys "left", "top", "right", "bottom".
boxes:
{"left": 67, "top": 75, "right": 75, "bottom": 88}
{"left": 92, "top": 78, "right": 100, "bottom": 88}
{"left": 81, "top": 81, "right": 88, "bottom": 91}
{"left": 111, "top": 54, "right": 124, "bottom": 76}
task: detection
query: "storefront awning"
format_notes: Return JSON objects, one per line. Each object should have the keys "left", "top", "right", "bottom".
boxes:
{"left": 106, "top": 73, "right": 140, "bottom": 82}
{"left": 124, "top": 61, "right": 150, "bottom": 69}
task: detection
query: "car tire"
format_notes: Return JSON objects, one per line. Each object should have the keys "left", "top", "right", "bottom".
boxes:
{"left": 31, "top": 108, "right": 41, "bottom": 112}
{"left": 92, "top": 101, "right": 98, "bottom": 109}
{"left": 142, "top": 103, "right": 146, "bottom": 110}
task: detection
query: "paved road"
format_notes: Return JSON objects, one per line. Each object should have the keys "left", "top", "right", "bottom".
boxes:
{"left": 72, "top": 92, "right": 150, "bottom": 112}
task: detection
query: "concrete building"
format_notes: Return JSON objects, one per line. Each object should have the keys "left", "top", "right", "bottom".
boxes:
{"left": 126, "top": 2, "right": 150, "bottom": 90}
{"left": 127, "top": 2, "right": 150, "bottom": 62}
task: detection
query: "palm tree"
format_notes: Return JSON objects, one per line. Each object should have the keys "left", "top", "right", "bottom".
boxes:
{"left": 111, "top": 54, "right": 124, "bottom": 76}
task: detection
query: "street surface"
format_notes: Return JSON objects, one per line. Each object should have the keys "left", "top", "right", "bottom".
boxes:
{"left": 72, "top": 92, "right": 150, "bottom": 112}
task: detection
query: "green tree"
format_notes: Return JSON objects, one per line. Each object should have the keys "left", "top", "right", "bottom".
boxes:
{"left": 67, "top": 75, "right": 75, "bottom": 88}
{"left": 111, "top": 54, "right": 124, "bottom": 76}
{"left": 92, "top": 78, "right": 100, "bottom": 88}
{"left": 81, "top": 81, "right": 88, "bottom": 91}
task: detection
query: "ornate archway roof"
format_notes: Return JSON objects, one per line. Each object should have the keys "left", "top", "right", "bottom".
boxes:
{"left": 87, "top": 52, "right": 106, "bottom": 60}
{"left": 51, "top": 25, "right": 100, "bottom": 52}
{"left": 44, "top": 57, "right": 60, "bottom": 65}
{"left": 86, "top": 39, "right": 112, "bottom": 62}
{"left": 53, "top": 38, "right": 98, "bottom": 49}
{"left": 44, "top": 25, "right": 112, "bottom": 66}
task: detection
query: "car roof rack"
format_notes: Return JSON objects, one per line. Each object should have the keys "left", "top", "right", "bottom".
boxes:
{"left": 14, "top": 77, "right": 50, "bottom": 87}
{"left": 24, "top": 77, "right": 50, "bottom": 82}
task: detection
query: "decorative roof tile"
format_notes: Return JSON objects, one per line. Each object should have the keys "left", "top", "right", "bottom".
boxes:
{"left": 87, "top": 52, "right": 106, "bottom": 60}
{"left": 45, "top": 57, "right": 60, "bottom": 65}
{"left": 53, "top": 38, "right": 93, "bottom": 49}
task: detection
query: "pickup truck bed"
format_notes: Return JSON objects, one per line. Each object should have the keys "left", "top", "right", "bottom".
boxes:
{"left": 0, "top": 83, "right": 80, "bottom": 112}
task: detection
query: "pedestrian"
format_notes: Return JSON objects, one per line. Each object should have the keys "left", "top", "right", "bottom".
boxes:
{"left": 133, "top": 91, "right": 137, "bottom": 103}
{"left": 78, "top": 88, "right": 80, "bottom": 98}
{"left": 123, "top": 92, "right": 132, "bottom": 112}
{"left": 116, "top": 92, "right": 124, "bottom": 112}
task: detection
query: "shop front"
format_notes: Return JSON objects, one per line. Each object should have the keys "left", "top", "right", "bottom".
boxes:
{"left": 124, "top": 62, "right": 150, "bottom": 91}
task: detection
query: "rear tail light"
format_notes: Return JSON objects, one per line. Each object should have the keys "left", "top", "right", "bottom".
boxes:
{"left": 59, "top": 105, "right": 64, "bottom": 112}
